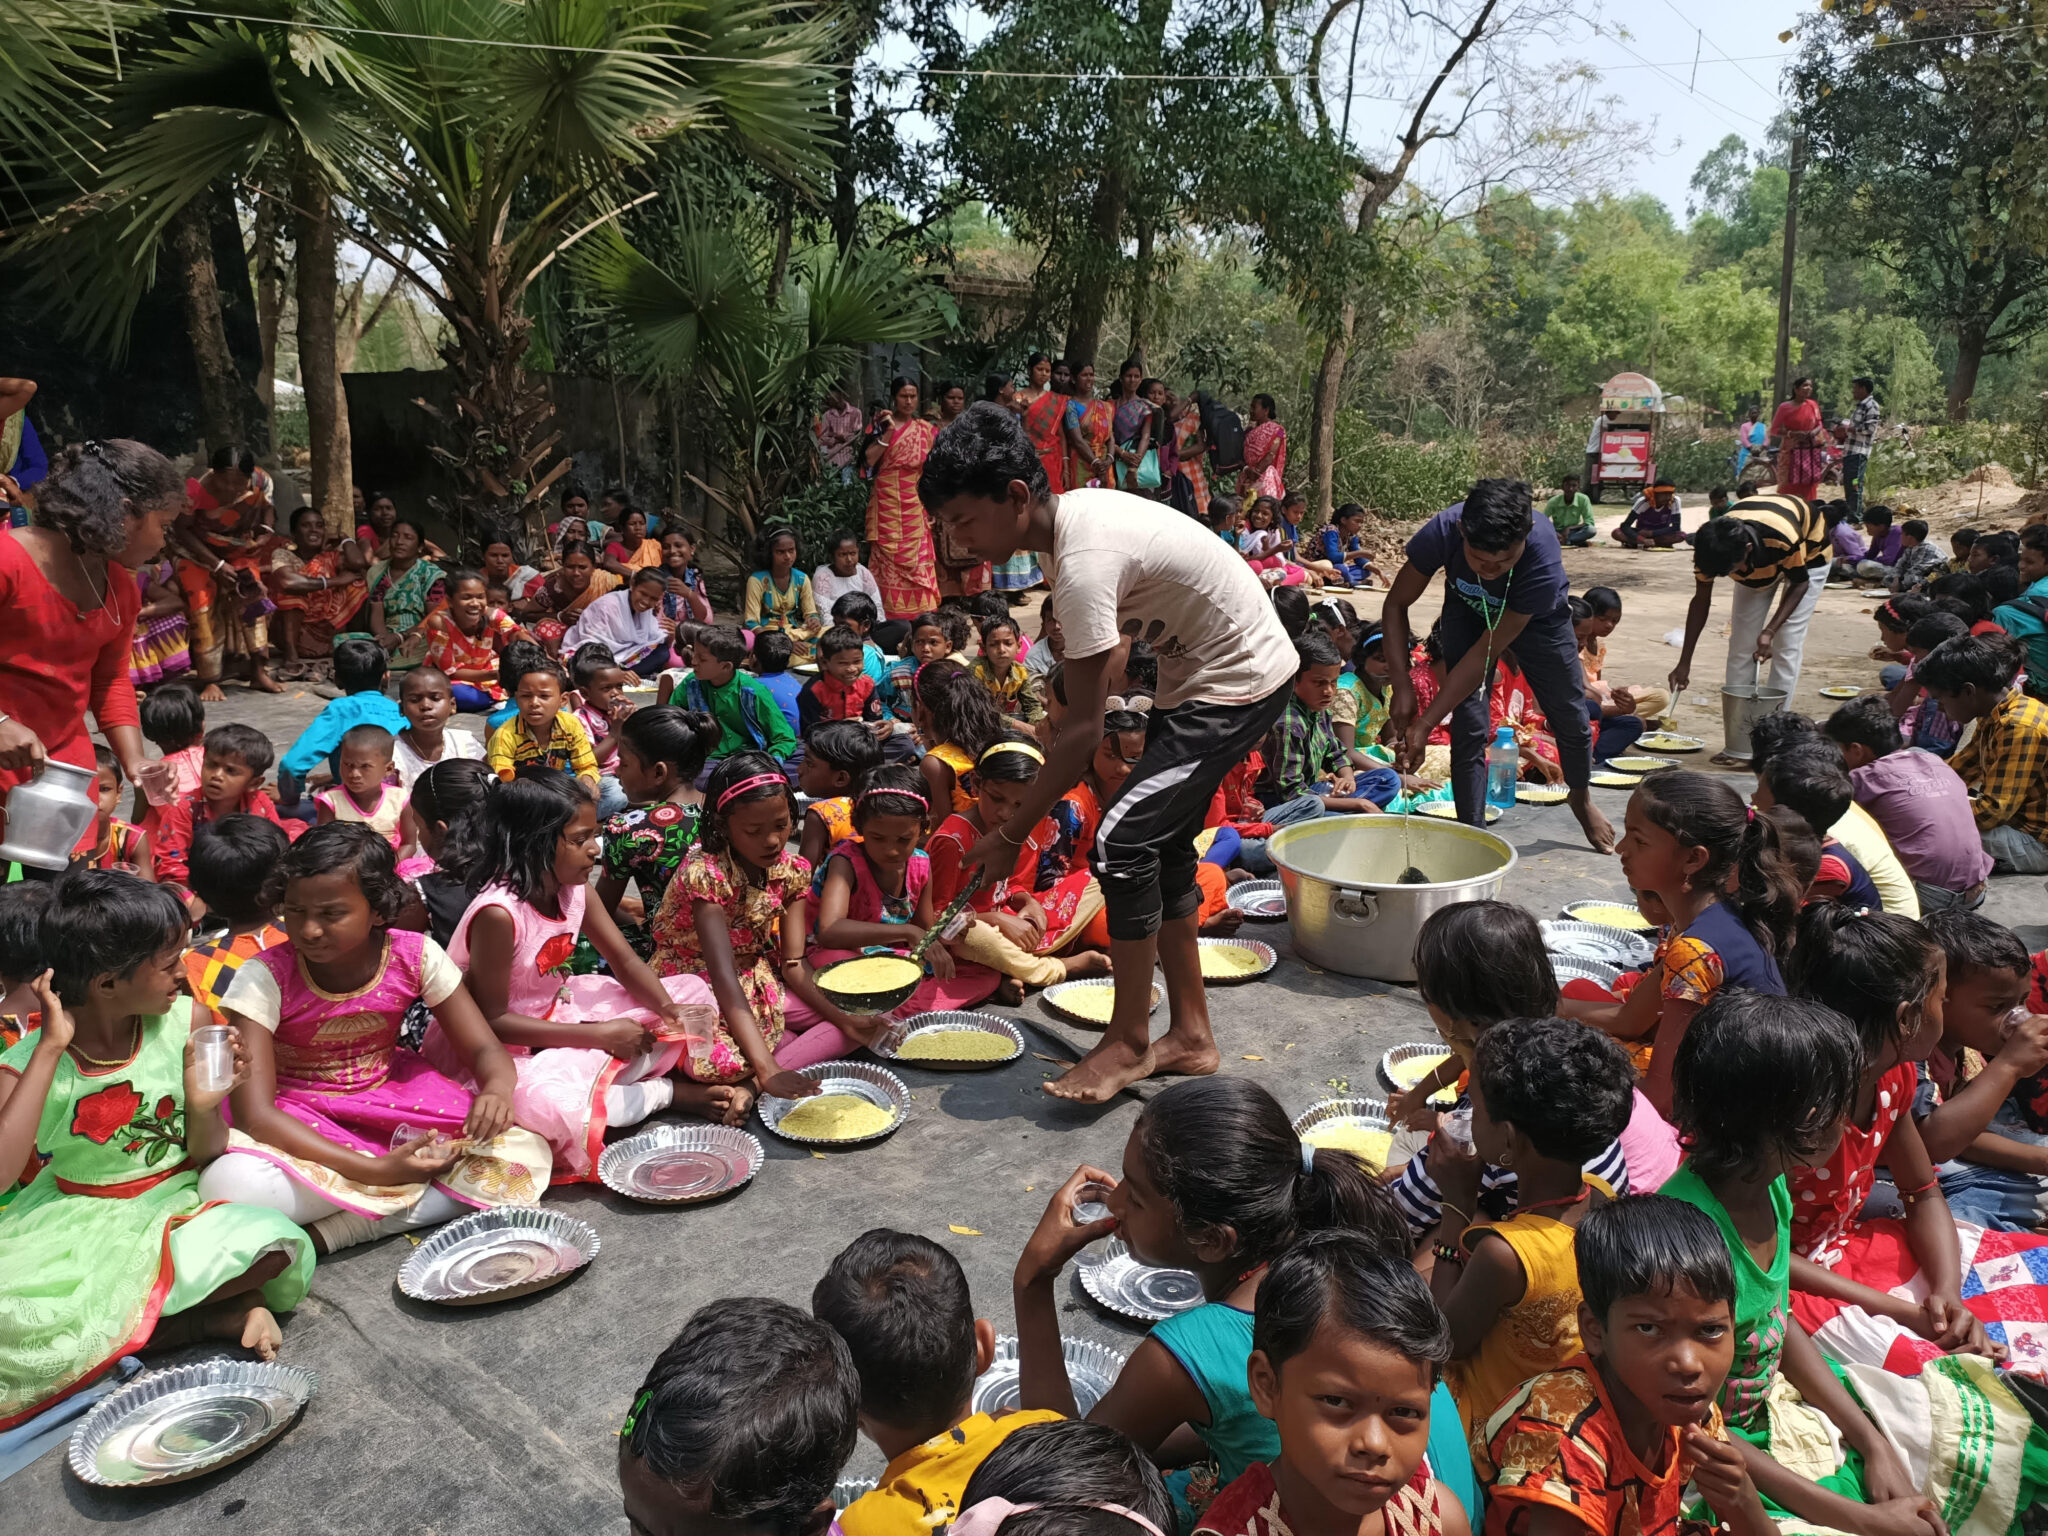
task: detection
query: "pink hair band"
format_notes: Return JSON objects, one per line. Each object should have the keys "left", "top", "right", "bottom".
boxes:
{"left": 716, "top": 772, "right": 789, "bottom": 810}
{"left": 858, "top": 787, "right": 928, "bottom": 808}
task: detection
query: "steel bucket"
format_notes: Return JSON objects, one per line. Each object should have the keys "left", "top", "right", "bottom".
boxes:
{"left": 1267, "top": 814, "right": 1518, "bottom": 984}
{"left": 1719, "top": 684, "right": 1788, "bottom": 760}
{"left": 0, "top": 759, "right": 98, "bottom": 871}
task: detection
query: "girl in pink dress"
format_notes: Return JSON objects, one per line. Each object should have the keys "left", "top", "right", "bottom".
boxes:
{"left": 804, "top": 764, "right": 1000, "bottom": 1017}
{"left": 203, "top": 823, "right": 552, "bottom": 1255}
{"left": 433, "top": 774, "right": 719, "bottom": 1177}
{"left": 649, "top": 753, "right": 891, "bottom": 1123}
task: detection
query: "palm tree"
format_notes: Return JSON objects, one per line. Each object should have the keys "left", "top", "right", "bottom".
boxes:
{"left": 575, "top": 217, "right": 957, "bottom": 550}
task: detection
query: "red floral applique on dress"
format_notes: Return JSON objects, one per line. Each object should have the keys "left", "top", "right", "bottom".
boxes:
{"left": 535, "top": 932, "right": 577, "bottom": 977}
{"left": 71, "top": 1081, "right": 142, "bottom": 1144}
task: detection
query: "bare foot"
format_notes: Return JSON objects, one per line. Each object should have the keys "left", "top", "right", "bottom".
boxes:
{"left": 673, "top": 1079, "right": 754, "bottom": 1126}
{"left": 250, "top": 665, "right": 285, "bottom": 695}
{"left": 194, "top": 1299, "right": 282, "bottom": 1360}
{"left": 1149, "top": 1029, "right": 1221, "bottom": 1079}
{"left": 994, "top": 976, "right": 1025, "bottom": 1006}
{"left": 1570, "top": 793, "right": 1617, "bottom": 855}
{"left": 1060, "top": 949, "right": 1114, "bottom": 978}
{"left": 1043, "top": 1037, "right": 1156, "bottom": 1104}
{"left": 200, "top": 681, "right": 227, "bottom": 703}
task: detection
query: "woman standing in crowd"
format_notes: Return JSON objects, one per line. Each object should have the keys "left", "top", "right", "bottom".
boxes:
{"left": 169, "top": 444, "right": 283, "bottom": 698}
{"left": 1174, "top": 390, "right": 1210, "bottom": 513}
{"left": 1066, "top": 364, "right": 1113, "bottom": 490}
{"left": 0, "top": 440, "right": 176, "bottom": 845}
{"left": 1769, "top": 376, "right": 1829, "bottom": 503}
{"left": 864, "top": 376, "right": 942, "bottom": 617}
{"left": 1110, "top": 360, "right": 1153, "bottom": 494}
{"left": 1019, "top": 357, "right": 1075, "bottom": 501}
{"left": 1238, "top": 394, "right": 1287, "bottom": 502}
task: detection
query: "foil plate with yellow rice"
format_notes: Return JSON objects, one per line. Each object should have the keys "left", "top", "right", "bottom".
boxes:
{"left": 758, "top": 1061, "right": 908, "bottom": 1145}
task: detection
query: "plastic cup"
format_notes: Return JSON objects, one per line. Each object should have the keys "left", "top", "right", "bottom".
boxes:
{"left": 191, "top": 1025, "right": 236, "bottom": 1093}
{"left": 1437, "top": 1106, "right": 1475, "bottom": 1154}
{"left": 1072, "top": 1181, "right": 1115, "bottom": 1226}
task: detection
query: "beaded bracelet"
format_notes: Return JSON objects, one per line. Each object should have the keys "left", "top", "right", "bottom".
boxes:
{"left": 1431, "top": 1242, "right": 1466, "bottom": 1266}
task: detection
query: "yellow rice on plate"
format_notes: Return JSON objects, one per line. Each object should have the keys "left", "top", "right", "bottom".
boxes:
{"left": 777, "top": 1094, "right": 896, "bottom": 1140}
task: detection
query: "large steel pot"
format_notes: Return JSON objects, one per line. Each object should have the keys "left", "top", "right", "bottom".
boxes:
{"left": 1267, "top": 814, "right": 1518, "bottom": 984}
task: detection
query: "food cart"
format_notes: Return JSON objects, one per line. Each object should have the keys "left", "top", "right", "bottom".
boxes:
{"left": 1586, "top": 372, "right": 1664, "bottom": 502}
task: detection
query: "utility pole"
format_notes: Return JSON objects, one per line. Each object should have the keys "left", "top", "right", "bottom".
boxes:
{"left": 1773, "top": 129, "right": 1806, "bottom": 406}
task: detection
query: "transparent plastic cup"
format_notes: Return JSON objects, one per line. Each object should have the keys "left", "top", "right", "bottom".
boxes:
{"left": 1438, "top": 1106, "right": 1475, "bottom": 1154}
{"left": 1072, "top": 1180, "right": 1116, "bottom": 1226}
{"left": 191, "top": 1025, "right": 236, "bottom": 1094}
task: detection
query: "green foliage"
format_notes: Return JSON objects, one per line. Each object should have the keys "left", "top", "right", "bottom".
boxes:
{"left": 1867, "top": 424, "right": 2037, "bottom": 499}
{"left": 771, "top": 475, "right": 870, "bottom": 562}
{"left": 1328, "top": 414, "right": 1477, "bottom": 519}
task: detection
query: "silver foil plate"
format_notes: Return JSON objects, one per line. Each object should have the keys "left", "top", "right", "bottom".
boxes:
{"left": 1041, "top": 978, "right": 1162, "bottom": 1027}
{"left": 873, "top": 1011, "right": 1025, "bottom": 1070}
{"left": 1540, "top": 919, "right": 1654, "bottom": 968}
{"left": 1197, "top": 936, "right": 1277, "bottom": 983}
{"left": 1376, "top": 1040, "right": 1457, "bottom": 1101}
{"left": 834, "top": 1478, "right": 878, "bottom": 1510}
{"left": 600, "top": 1124, "right": 764, "bottom": 1204}
{"left": 1291, "top": 1097, "right": 1395, "bottom": 1174}
{"left": 1077, "top": 1237, "right": 1204, "bottom": 1322}
{"left": 69, "top": 1359, "right": 316, "bottom": 1487}
{"left": 1225, "top": 879, "right": 1288, "bottom": 920}
{"left": 399, "top": 1206, "right": 600, "bottom": 1304}
{"left": 971, "top": 1334, "right": 1128, "bottom": 1418}
{"left": 757, "top": 1060, "right": 909, "bottom": 1145}
{"left": 1560, "top": 899, "right": 1656, "bottom": 933}
{"left": 1550, "top": 953, "right": 1623, "bottom": 989}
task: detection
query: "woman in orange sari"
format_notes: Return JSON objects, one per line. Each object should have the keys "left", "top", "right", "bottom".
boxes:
{"left": 267, "top": 505, "right": 368, "bottom": 675}
{"left": 168, "top": 444, "right": 284, "bottom": 698}
{"left": 1065, "top": 363, "right": 1113, "bottom": 490}
{"left": 1238, "top": 392, "right": 1287, "bottom": 501}
{"left": 1020, "top": 357, "right": 1073, "bottom": 496}
{"left": 864, "top": 376, "right": 941, "bottom": 618}
{"left": 1174, "top": 394, "right": 1210, "bottom": 512}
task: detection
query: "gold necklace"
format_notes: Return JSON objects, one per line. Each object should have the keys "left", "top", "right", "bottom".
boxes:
{"left": 69, "top": 1019, "right": 141, "bottom": 1067}
{"left": 71, "top": 541, "right": 110, "bottom": 615}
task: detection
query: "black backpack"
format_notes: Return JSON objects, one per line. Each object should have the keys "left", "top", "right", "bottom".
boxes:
{"left": 1202, "top": 399, "right": 1245, "bottom": 472}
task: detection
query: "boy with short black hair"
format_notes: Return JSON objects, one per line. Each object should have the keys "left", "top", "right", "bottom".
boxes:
{"left": 751, "top": 630, "right": 805, "bottom": 736}
{"left": 813, "top": 1229, "right": 1057, "bottom": 1536}
{"left": 1993, "top": 523, "right": 2048, "bottom": 699}
{"left": 566, "top": 641, "right": 634, "bottom": 815}
{"left": 485, "top": 657, "right": 601, "bottom": 791}
{"left": 276, "top": 635, "right": 407, "bottom": 803}
{"left": 1751, "top": 743, "right": 1885, "bottom": 909}
{"left": 1919, "top": 631, "right": 2048, "bottom": 873}
{"left": 799, "top": 627, "right": 883, "bottom": 735}
{"left": 154, "top": 723, "right": 288, "bottom": 896}
{"left": 1823, "top": 695, "right": 1989, "bottom": 912}
{"left": 0, "top": 882, "right": 52, "bottom": 1047}
{"left": 1913, "top": 911, "right": 2048, "bottom": 1233}
{"left": 830, "top": 590, "right": 892, "bottom": 686}
{"left": 619, "top": 1297, "right": 859, "bottom": 1536}
{"left": 673, "top": 623, "right": 798, "bottom": 776}
{"left": 1890, "top": 518, "right": 1940, "bottom": 592}
{"left": 314, "top": 724, "right": 406, "bottom": 849}
{"left": 1484, "top": 1195, "right": 1773, "bottom": 1536}
{"left": 183, "top": 813, "right": 292, "bottom": 1025}
{"left": 796, "top": 720, "right": 884, "bottom": 868}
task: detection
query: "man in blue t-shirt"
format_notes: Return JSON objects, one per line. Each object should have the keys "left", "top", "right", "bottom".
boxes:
{"left": 1381, "top": 478, "right": 1612, "bottom": 854}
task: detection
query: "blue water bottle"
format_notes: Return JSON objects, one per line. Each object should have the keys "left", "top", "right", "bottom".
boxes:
{"left": 1485, "top": 725, "right": 1518, "bottom": 811}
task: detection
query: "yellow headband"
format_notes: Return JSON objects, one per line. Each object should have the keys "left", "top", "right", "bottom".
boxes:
{"left": 978, "top": 740, "right": 1045, "bottom": 767}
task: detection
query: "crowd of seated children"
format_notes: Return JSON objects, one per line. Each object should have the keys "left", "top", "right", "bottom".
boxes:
{"left": 1822, "top": 694, "right": 1990, "bottom": 912}
{"left": 1919, "top": 630, "right": 2048, "bottom": 875}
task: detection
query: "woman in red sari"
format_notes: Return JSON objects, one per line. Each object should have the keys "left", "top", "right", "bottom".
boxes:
{"left": 167, "top": 444, "right": 283, "bottom": 698}
{"left": 1238, "top": 392, "right": 1287, "bottom": 501}
{"left": 1019, "top": 357, "right": 1070, "bottom": 497}
{"left": 864, "top": 376, "right": 941, "bottom": 618}
{"left": 1064, "top": 363, "right": 1113, "bottom": 490}
{"left": 267, "top": 505, "right": 368, "bottom": 675}
{"left": 0, "top": 440, "right": 179, "bottom": 848}
{"left": 1768, "top": 375, "right": 1828, "bottom": 502}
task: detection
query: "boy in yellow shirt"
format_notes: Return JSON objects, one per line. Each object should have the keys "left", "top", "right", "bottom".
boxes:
{"left": 485, "top": 656, "right": 601, "bottom": 791}
{"left": 813, "top": 1230, "right": 1061, "bottom": 1536}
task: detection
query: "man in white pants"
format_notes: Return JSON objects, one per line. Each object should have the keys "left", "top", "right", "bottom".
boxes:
{"left": 1668, "top": 491, "right": 1830, "bottom": 765}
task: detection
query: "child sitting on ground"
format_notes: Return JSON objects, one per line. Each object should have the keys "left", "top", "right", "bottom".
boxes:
{"left": 671, "top": 624, "right": 799, "bottom": 780}
{"left": 1898, "top": 611, "right": 1968, "bottom": 755}
{"left": 1917, "top": 631, "right": 2048, "bottom": 875}
{"left": 828, "top": 590, "right": 893, "bottom": 687}
{"left": 928, "top": 739, "right": 1111, "bottom": 1002}
{"left": 1914, "top": 911, "right": 2048, "bottom": 1233}
{"left": 0, "top": 872, "right": 315, "bottom": 1425}
{"left": 809, "top": 764, "right": 999, "bottom": 1017}
{"left": 1822, "top": 694, "right": 1990, "bottom": 913}
{"left": 882, "top": 613, "right": 949, "bottom": 725}
{"left": 591, "top": 706, "right": 719, "bottom": 956}
{"left": 970, "top": 615, "right": 1047, "bottom": 724}
{"left": 1483, "top": 1196, "right": 1774, "bottom": 1536}
{"left": 391, "top": 666, "right": 483, "bottom": 790}
{"left": 276, "top": 636, "right": 407, "bottom": 811}
{"left": 618, "top": 1298, "right": 859, "bottom": 1536}
{"left": 1659, "top": 990, "right": 2042, "bottom": 1535}
{"left": 1011, "top": 1078, "right": 1428, "bottom": 1531}
{"left": 751, "top": 630, "right": 805, "bottom": 737}
{"left": 1316, "top": 501, "right": 1375, "bottom": 587}
{"left": 399, "top": 758, "right": 496, "bottom": 949}
{"left": 797, "top": 719, "right": 884, "bottom": 869}
{"left": 917, "top": 662, "right": 1010, "bottom": 821}
{"left": 485, "top": 655, "right": 602, "bottom": 793}
{"left": 314, "top": 723, "right": 406, "bottom": 851}
{"left": 1891, "top": 517, "right": 1942, "bottom": 592}
{"left": 812, "top": 529, "right": 884, "bottom": 618}
{"left": 1784, "top": 905, "right": 2048, "bottom": 1380}
{"left": 566, "top": 641, "right": 637, "bottom": 816}
{"left": 182, "top": 814, "right": 291, "bottom": 1024}
{"left": 136, "top": 681, "right": 207, "bottom": 839}
{"left": 815, "top": 1229, "right": 1061, "bottom": 1536}
{"left": 1750, "top": 741, "right": 1884, "bottom": 909}
{"left": 648, "top": 755, "right": 889, "bottom": 1119}
{"left": 1427, "top": 1015, "right": 1638, "bottom": 1463}
{"left": 1561, "top": 770, "right": 1798, "bottom": 1115}
{"left": 1572, "top": 587, "right": 1672, "bottom": 723}
{"left": 1749, "top": 713, "right": 1920, "bottom": 914}
{"left": 798, "top": 626, "right": 885, "bottom": 736}
{"left": 154, "top": 722, "right": 290, "bottom": 897}
{"left": 957, "top": 1419, "right": 1174, "bottom": 1536}
{"left": 0, "top": 883, "right": 50, "bottom": 1046}
{"left": 86, "top": 745, "right": 150, "bottom": 875}
{"left": 412, "top": 568, "right": 531, "bottom": 713}
{"left": 1196, "top": 1233, "right": 1466, "bottom": 1536}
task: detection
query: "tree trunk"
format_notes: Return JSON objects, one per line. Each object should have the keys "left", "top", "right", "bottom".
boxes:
{"left": 1948, "top": 325, "right": 1986, "bottom": 422}
{"left": 169, "top": 200, "right": 243, "bottom": 455}
{"left": 830, "top": 72, "right": 858, "bottom": 254}
{"left": 767, "top": 197, "right": 794, "bottom": 302}
{"left": 1308, "top": 299, "right": 1356, "bottom": 522}
{"left": 251, "top": 188, "right": 283, "bottom": 439}
{"left": 1063, "top": 173, "right": 1126, "bottom": 373}
{"left": 1127, "top": 223, "right": 1153, "bottom": 368}
{"left": 292, "top": 155, "right": 351, "bottom": 528}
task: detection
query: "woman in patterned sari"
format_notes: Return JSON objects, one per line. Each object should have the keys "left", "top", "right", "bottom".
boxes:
{"left": 129, "top": 556, "right": 191, "bottom": 689}
{"left": 1019, "top": 358, "right": 1073, "bottom": 498}
{"left": 1174, "top": 393, "right": 1210, "bottom": 513}
{"left": 1065, "top": 363, "right": 1113, "bottom": 490}
{"left": 267, "top": 506, "right": 368, "bottom": 675}
{"left": 168, "top": 444, "right": 283, "bottom": 699}
{"left": 1238, "top": 393, "right": 1287, "bottom": 501}
{"left": 864, "top": 376, "right": 941, "bottom": 618}
{"left": 1109, "top": 359, "right": 1154, "bottom": 494}
{"left": 363, "top": 517, "right": 445, "bottom": 669}
{"left": 1768, "top": 375, "right": 1828, "bottom": 503}
{"left": 512, "top": 540, "right": 620, "bottom": 654}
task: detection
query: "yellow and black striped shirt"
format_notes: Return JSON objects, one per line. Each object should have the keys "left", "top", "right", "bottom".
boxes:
{"left": 1694, "top": 493, "right": 1826, "bottom": 590}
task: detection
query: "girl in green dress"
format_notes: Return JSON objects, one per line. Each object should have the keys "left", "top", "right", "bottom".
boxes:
{"left": 0, "top": 872, "right": 314, "bottom": 1428}
{"left": 1663, "top": 988, "right": 2047, "bottom": 1536}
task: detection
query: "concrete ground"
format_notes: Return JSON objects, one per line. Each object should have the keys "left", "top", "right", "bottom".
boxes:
{"left": 15, "top": 503, "right": 2044, "bottom": 1531}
